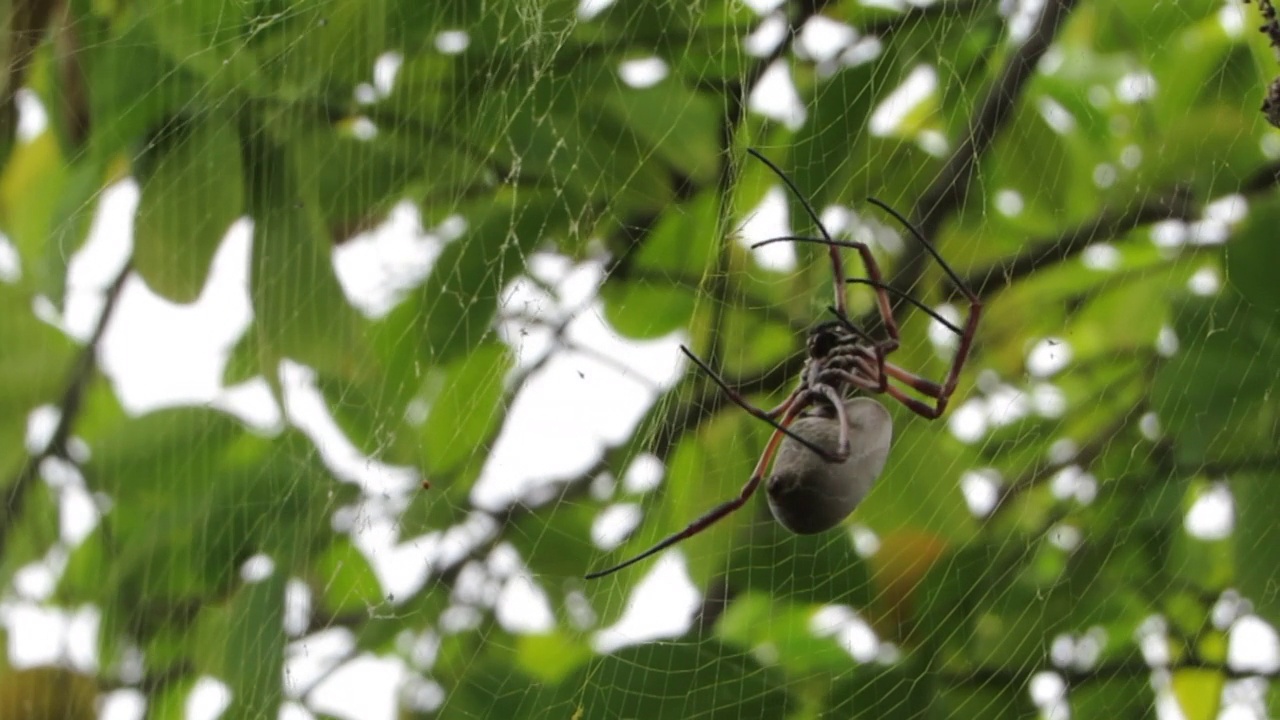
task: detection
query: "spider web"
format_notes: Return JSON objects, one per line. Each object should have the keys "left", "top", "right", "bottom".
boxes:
{"left": 0, "top": 1, "right": 1278, "bottom": 719}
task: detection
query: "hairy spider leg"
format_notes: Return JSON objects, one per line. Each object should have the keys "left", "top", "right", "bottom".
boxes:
{"left": 764, "top": 382, "right": 807, "bottom": 420}
{"left": 843, "top": 279, "right": 963, "bottom": 335}
{"left": 863, "top": 197, "right": 984, "bottom": 419}
{"left": 583, "top": 401, "right": 808, "bottom": 579}
{"left": 770, "top": 196, "right": 984, "bottom": 421}
{"left": 816, "top": 384, "right": 852, "bottom": 459}
{"left": 753, "top": 235, "right": 900, "bottom": 353}
{"left": 746, "top": 149, "right": 878, "bottom": 323}
{"left": 677, "top": 345, "right": 838, "bottom": 462}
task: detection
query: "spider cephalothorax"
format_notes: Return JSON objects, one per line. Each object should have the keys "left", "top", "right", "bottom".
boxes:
{"left": 585, "top": 149, "right": 982, "bottom": 580}
{"left": 805, "top": 320, "right": 853, "bottom": 360}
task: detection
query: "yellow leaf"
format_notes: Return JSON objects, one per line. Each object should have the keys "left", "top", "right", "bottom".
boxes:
{"left": 0, "top": 666, "right": 97, "bottom": 720}
{"left": 1171, "top": 668, "right": 1224, "bottom": 720}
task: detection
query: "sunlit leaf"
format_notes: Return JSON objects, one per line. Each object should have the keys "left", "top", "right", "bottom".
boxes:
{"left": 312, "top": 539, "right": 386, "bottom": 615}
{"left": 515, "top": 631, "right": 593, "bottom": 684}
{"left": 717, "top": 592, "right": 857, "bottom": 677}
{"left": 1171, "top": 667, "right": 1224, "bottom": 720}
{"left": 422, "top": 341, "right": 511, "bottom": 474}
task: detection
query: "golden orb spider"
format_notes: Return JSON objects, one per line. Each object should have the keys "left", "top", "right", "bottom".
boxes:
{"left": 585, "top": 149, "right": 982, "bottom": 580}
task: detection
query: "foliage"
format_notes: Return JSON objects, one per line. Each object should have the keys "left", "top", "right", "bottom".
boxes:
{"left": 0, "top": 0, "right": 1277, "bottom": 718}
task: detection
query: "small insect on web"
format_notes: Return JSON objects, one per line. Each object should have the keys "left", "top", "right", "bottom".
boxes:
{"left": 584, "top": 149, "right": 983, "bottom": 580}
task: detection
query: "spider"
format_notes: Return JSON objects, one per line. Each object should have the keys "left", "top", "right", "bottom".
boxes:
{"left": 584, "top": 149, "right": 982, "bottom": 580}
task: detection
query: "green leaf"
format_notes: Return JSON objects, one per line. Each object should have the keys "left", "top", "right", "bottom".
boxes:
{"left": 311, "top": 539, "right": 384, "bottom": 615}
{"left": 515, "top": 631, "right": 593, "bottom": 684}
{"left": 723, "top": 523, "right": 875, "bottom": 609}
{"left": 222, "top": 328, "right": 265, "bottom": 386}
{"left": 600, "top": 282, "right": 696, "bottom": 339}
{"left": 207, "top": 573, "right": 288, "bottom": 720}
{"left": 1092, "top": 0, "right": 1219, "bottom": 54}
{"left": 1152, "top": 292, "right": 1280, "bottom": 466}
{"left": 597, "top": 81, "right": 720, "bottom": 186}
{"left": 0, "top": 283, "right": 76, "bottom": 478}
{"left": 931, "top": 682, "right": 1037, "bottom": 720}
{"left": 600, "top": 188, "right": 717, "bottom": 338}
{"left": 315, "top": 371, "right": 417, "bottom": 464}
{"left": 292, "top": 124, "right": 444, "bottom": 239}
{"left": 1228, "top": 196, "right": 1280, "bottom": 313}
{"left": 0, "top": 133, "right": 66, "bottom": 289}
{"left": 1069, "top": 677, "right": 1154, "bottom": 718}
{"left": 85, "top": 407, "right": 247, "bottom": 501}
{"left": 246, "top": 139, "right": 367, "bottom": 376}
{"left": 563, "top": 642, "right": 792, "bottom": 719}
{"left": 252, "top": 0, "right": 387, "bottom": 100}
{"left": 140, "top": 0, "right": 259, "bottom": 97}
{"left": 76, "top": 406, "right": 342, "bottom": 616}
{"left": 829, "top": 663, "right": 935, "bottom": 719}
{"left": 134, "top": 113, "right": 245, "bottom": 303}
{"left": 84, "top": 19, "right": 204, "bottom": 160}
{"left": 512, "top": 503, "right": 598, "bottom": 579}
{"left": 0, "top": 476, "right": 61, "bottom": 587}
{"left": 422, "top": 341, "right": 511, "bottom": 475}
{"left": 408, "top": 188, "right": 570, "bottom": 364}
{"left": 591, "top": 412, "right": 760, "bottom": 588}
{"left": 717, "top": 593, "right": 858, "bottom": 677}
{"left": 858, "top": 417, "right": 980, "bottom": 546}
{"left": 44, "top": 158, "right": 109, "bottom": 304}
{"left": 1234, "top": 472, "right": 1280, "bottom": 625}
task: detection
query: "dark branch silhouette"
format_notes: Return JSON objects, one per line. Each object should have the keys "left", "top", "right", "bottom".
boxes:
{"left": 0, "top": 263, "right": 132, "bottom": 561}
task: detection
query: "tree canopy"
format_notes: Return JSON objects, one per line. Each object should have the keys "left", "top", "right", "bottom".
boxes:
{"left": 0, "top": 0, "right": 1278, "bottom": 718}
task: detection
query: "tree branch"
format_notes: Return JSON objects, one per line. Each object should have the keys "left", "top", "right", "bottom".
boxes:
{"left": 0, "top": 263, "right": 131, "bottom": 563}
{"left": 918, "top": 0, "right": 1078, "bottom": 232}
{"left": 904, "top": 0, "right": 1079, "bottom": 298}
{"left": 954, "top": 185, "right": 1196, "bottom": 299}
{"left": 943, "top": 657, "right": 1277, "bottom": 688}
{"left": 985, "top": 409, "right": 1134, "bottom": 520}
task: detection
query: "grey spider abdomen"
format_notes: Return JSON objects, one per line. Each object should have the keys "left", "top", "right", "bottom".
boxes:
{"left": 766, "top": 397, "right": 893, "bottom": 535}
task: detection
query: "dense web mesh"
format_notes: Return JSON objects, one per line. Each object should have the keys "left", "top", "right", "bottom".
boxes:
{"left": 0, "top": 0, "right": 1277, "bottom": 719}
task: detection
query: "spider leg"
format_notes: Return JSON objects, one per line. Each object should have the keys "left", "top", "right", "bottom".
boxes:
{"left": 816, "top": 385, "right": 852, "bottom": 461}
{"left": 679, "top": 346, "right": 837, "bottom": 462}
{"left": 584, "top": 403, "right": 803, "bottom": 579}
{"left": 747, "top": 149, "right": 851, "bottom": 317}
{"left": 860, "top": 198, "right": 984, "bottom": 419}
{"left": 846, "top": 278, "right": 963, "bottom": 335}
{"left": 753, "top": 235, "right": 899, "bottom": 349}
{"left": 881, "top": 381, "right": 942, "bottom": 419}
{"left": 765, "top": 381, "right": 806, "bottom": 420}
{"left": 883, "top": 363, "right": 942, "bottom": 396}
{"left": 881, "top": 343, "right": 976, "bottom": 419}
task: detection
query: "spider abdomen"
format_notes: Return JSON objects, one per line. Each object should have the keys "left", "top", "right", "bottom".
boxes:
{"left": 766, "top": 398, "right": 893, "bottom": 535}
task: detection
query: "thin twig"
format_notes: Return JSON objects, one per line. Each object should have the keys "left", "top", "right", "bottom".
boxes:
{"left": 0, "top": 262, "right": 132, "bottom": 562}
{"left": 985, "top": 411, "right": 1132, "bottom": 520}
{"left": 954, "top": 186, "right": 1196, "bottom": 299}
{"left": 291, "top": 645, "right": 359, "bottom": 702}
{"left": 904, "top": 0, "right": 1080, "bottom": 299}
{"left": 918, "top": 0, "right": 1078, "bottom": 231}
{"left": 944, "top": 657, "right": 1277, "bottom": 688}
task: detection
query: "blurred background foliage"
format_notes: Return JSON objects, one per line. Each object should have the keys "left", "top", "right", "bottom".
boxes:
{"left": 0, "top": 0, "right": 1278, "bottom": 718}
